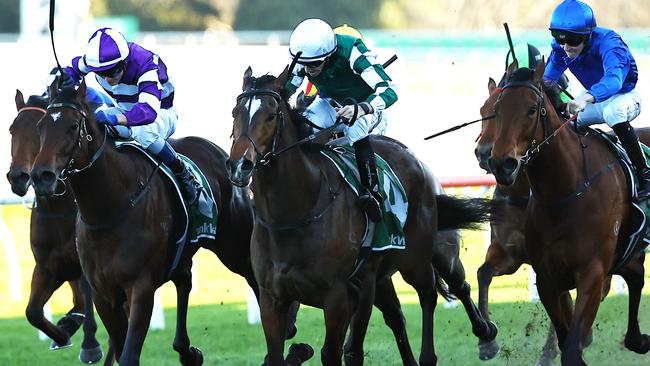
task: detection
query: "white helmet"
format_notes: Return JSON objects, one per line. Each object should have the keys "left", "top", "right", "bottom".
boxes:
{"left": 289, "top": 19, "right": 337, "bottom": 63}
{"left": 83, "top": 28, "right": 130, "bottom": 72}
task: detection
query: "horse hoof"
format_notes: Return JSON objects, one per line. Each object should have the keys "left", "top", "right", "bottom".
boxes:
{"left": 286, "top": 325, "right": 297, "bottom": 340}
{"left": 79, "top": 345, "right": 103, "bottom": 364}
{"left": 344, "top": 351, "right": 363, "bottom": 366}
{"left": 535, "top": 358, "right": 556, "bottom": 366}
{"left": 180, "top": 346, "right": 203, "bottom": 366}
{"left": 285, "top": 343, "right": 314, "bottom": 365}
{"left": 478, "top": 339, "right": 500, "bottom": 361}
{"left": 625, "top": 334, "right": 650, "bottom": 354}
{"left": 50, "top": 338, "right": 72, "bottom": 350}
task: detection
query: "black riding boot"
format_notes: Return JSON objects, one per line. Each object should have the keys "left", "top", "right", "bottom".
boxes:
{"left": 169, "top": 157, "right": 201, "bottom": 205}
{"left": 612, "top": 122, "right": 650, "bottom": 199}
{"left": 353, "top": 137, "right": 382, "bottom": 222}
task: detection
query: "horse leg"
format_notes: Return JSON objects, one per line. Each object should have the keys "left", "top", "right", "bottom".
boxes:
{"left": 79, "top": 276, "right": 103, "bottom": 364}
{"left": 537, "top": 280, "right": 572, "bottom": 364}
{"left": 618, "top": 251, "right": 650, "bottom": 354}
{"left": 536, "top": 324, "right": 558, "bottom": 366}
{"left": 246, "top": 275, "right": 299, "bottom": 340}
{"left": 368, "top": 277, "right": 418, "bottom": 365}
{"left": 259, "top": 288, "right": 290, "bottom": 366}
{"left": 172, "top": 266, "right": 203, "bottom": 366}
{"left": 94, "top": 295, "right": 128, "bottom": 363}
{"left": 321, "top": 283, "right": 354, "bottom": 366}
{"left": 401, "top": 266, "right": 438, "bottom": 366}
{"left": 343, "top": 269, "right": 378, "bottom": 366}
{"left": 24, "top": 266, "right": 72, "bottom": 348}
{"left": 562, "top": 268, "right": 604, "bottom": 366}
{"left": 117, "top": 283, "right": 156, "bottom": 366}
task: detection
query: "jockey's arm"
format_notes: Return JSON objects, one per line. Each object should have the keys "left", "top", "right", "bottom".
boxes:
{"left": 122, "top": 68, "right": 163, "bottom": 126}
{"left": 350, "top": 42, "right": 398, "bottom": 113}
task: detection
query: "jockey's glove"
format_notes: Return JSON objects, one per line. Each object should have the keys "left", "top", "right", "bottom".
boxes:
{"left": 94, "top": 110, "right": 119, "bottom": 126}
{"left": 336, "top": 102, "right": 374, "bottom": 126}
{"left": 567, "top": 93, "right": 594, "bottom": 116}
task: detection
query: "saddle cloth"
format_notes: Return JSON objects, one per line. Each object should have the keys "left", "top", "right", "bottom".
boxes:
{"left": 115, "top": 142, "right": 218, "bottom": 272}
{"left": 592, "top": 128, "right": 650, "bottom": 272}
{"left": 320, "top": 145, "right": 408, "bottom": 251}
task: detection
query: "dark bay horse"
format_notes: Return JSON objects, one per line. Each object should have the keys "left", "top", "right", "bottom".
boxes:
{"left": 27, "top": 79, "right": 256, "bottom": 366}
{"left": 488, "top": 62, "right": 649, "bottom": 365}
{"left": 226, "top": 67, "right": 497, "bottom": 366}
{"left": 7, "top": 90, "right": 102, "bottom": 364}
{"left": 475, "top": 76, "right": 650, "bottom": 365}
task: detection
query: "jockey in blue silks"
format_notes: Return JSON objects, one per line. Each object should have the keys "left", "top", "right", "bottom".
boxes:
{"left": 543, "top": 0, "right": 648, "bottom": 198}
{"left": 58, "top": 27, "right": 200, "bottom": 204}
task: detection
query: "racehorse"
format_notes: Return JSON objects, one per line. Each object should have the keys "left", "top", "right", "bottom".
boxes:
{"left": 487, "top": 62, "right": 649, "bottom": 365}
{"left": 7, "top": 90, "right": 102, "bottom": 364}
{"left": 475, "top": 75, "right": 650, "bottom": 365}
{"left": 27, "top": 78, "right": 258, "bottom": 366}
{"left": 226, "top": 66, "right": 497, "bottom": 366}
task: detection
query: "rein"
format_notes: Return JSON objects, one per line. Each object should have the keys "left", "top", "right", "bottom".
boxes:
{"left": 18, "top": 106, "right": 47, "bottom": 115}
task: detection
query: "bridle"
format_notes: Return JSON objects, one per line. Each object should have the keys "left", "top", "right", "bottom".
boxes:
{"left": 45, "top": 100, "right": 107, "bottom": 178}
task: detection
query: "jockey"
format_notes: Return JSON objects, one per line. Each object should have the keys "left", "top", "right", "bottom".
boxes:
{"left": 543, "top": 0, "right": 649, "bottom": 198}
{"left": 501, "top": 42, "right": 572, "bottom": 103}
{"left": 286, "top": 18, "right": 398, "bottom": 222}
{"left": 59, "top": 27, "right": 201, "bottom": 204}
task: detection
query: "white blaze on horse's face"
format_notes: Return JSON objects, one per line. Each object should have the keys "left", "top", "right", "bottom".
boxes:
{"left": 246, "top": 97, "right": 262, "bottom": 126}
{"left": 50, "top": 112, "right": 62, "bottom": 123}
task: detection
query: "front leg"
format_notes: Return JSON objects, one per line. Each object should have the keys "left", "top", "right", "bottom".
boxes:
{"left": 172, "top": 265, "right": 203, "bottom": 365}
{"left": 119, "top": 283, "right": 155, "bottom": 366}
{"left": 260, "top": 288, "right": 291, "bottom": 366}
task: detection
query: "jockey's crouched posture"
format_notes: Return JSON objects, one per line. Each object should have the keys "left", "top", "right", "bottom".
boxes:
{"left": 285, "top": 18, "right": 398, "bottom": 222}
{"left": 58, "top": 27, "right": 201, "bottom": 204}
{"left": 544, "top": 0, "right": 649, "bottom": 198}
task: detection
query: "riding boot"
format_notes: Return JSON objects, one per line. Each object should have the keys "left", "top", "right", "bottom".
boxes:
{"left": 353, "top": 136, "right": 382, "bottom": 222}
{"left": 153, "top": 142, "right": 201, "bottom": 205}
{"left": 612, "top": 122, "right": 650, "bottom": 199}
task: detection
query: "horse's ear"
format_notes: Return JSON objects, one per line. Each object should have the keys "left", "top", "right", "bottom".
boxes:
{"left": 533, "top": 57, "right": 545, "bottom": 82}
{"left": 506, "top": 59, "right": 518, "bottom": 79}
{"left": 487, "top": 78, "right": 497, "bottom": 94}
{"left": 77, "top": 78, "right": 87, "bottom": 102}
{"left": 15, "top": 89, "right": 25, "bottom": 111}
{"left": 243, "top": 67, "right": 253, "bottom": 91}
{"left": 275, "top": 65, "right": 291, "bottom": 89}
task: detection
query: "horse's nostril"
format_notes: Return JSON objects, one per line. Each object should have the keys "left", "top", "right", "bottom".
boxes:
{"left": 241, "top": 159, "right": 254, "bottom": 174}
{"left": 37, "top": 170, "right": 57, "bottom": 186}
{"left": 503, "top": 158, "right": 519, "bottom": 172}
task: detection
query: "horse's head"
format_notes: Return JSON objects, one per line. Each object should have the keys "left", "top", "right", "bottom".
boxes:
{"left": 474, "top": 78, "right": 501, "bottom": 172}
{"left": 226, "top": 66, "right": 294, "bottom": 187}
{"left": 30, "top": 78, "right": 93, "bottom": 197}
{"left": 7, "top": 90, "right": 48, "bottom": 196}
{"left": 488, "top": 62, "right": 549, "bottom": 186}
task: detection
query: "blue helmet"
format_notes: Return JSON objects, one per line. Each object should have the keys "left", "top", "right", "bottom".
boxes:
{"left": 549, "top": 0, "right": 596, "bottom": 35}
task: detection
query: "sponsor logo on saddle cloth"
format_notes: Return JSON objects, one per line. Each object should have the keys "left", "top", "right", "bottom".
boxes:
{"left": 115, "top": 143, "right": 218, "bottom": 244}
{"left": 320, "top": 145, "right": 408, "bottom": 251}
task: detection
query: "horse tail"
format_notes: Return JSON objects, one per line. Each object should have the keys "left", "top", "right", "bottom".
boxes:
{"left": 434, "top": 269, "right": 456, "bottom": 301}
{"left": 436, "top": 194, "right": 493, "bottom": 231}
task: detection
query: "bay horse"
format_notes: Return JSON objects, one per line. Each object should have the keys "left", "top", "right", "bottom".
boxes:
{"left": 7, "top": 90, "right": 102, "bottom": 364}
{"left": 27, "top": 78, "right": 260, "bottom": 366}
{"left": 488, "top": 62, "right": 649, "bottom": 365}
{"left": 475, "top": 75, "right": 650, "bottom": 365}
{"left": 226, "top": 66, "right": 497, "bottom": 366}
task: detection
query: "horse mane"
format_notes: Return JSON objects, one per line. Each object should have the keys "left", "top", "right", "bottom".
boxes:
{"left": 509, "top": 67, "right": 564, "bottom": 115}
{"left": 26, "top": 95, "right": 48, "bottom": 109}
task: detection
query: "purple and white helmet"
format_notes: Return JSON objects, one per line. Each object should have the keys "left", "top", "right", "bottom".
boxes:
{"left": 83, "top": 28, "right": 130, "bottom": 72}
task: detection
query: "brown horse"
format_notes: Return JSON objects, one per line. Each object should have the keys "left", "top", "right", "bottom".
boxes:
{"left": 226, "top": 67, "right": 497, "bottom": 366}
{"left": 475, "top": 75, "right": 650, "bottom": 365}
{"left": 488, "top": 62, "right": 649, "bottom": 365}
{"left": 27, "top": 78, "right": 260, "bottom": 365}
{"left": 7, "top": 90, "right": 102, "bottom": 364}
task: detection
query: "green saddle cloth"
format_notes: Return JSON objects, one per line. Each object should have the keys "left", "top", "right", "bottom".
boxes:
{"left": 320, "top": 145, "right": 408, "bottom": 251}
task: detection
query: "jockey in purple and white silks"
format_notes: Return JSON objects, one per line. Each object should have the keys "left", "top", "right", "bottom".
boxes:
{"left": 285, "top": 18, "right": 398, "bottom": 222}
{"left": 543, "top": 0, "right": 648, "bottom": 198}
{"left": 61, "top": 27, "right": 200, "bottom": 204}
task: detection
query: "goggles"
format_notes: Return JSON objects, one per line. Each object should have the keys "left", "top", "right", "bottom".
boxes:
{"left": 552, "top": 31, "right": 586, "bottom": 47}
{"left": 96, "top": 62, "right": 125, "bottom": 78}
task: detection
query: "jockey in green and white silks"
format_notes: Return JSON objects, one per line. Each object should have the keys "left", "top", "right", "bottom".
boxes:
{"left": 286, "top": 18, "right": 398, "bottom": 222}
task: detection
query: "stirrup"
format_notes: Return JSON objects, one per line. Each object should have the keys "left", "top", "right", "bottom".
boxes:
{"left": 357, "top": 192, "right": 382, "bottom": 222}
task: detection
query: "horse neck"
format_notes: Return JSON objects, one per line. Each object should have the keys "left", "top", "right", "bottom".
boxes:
{"left": 525, "top": 108, "right": 583, "bottom": 200}
{"left": 253, "top": 126, "right": 325, "bottom": 222}
{"left": 67, "top": 131, "right": 137, "bottom": 223}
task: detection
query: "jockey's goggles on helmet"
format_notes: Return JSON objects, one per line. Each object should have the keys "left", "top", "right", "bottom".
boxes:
{"left": 299, "top": 59, "right": 326, "bottom": 67}
{"left": 96, "top": 61, "right": 125, "bottom": 78}
{"left": 551, "top": 31, "right": 586, "bottom": 47}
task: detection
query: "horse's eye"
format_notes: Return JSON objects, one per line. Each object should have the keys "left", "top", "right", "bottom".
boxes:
{"left": 528, "top": 106, "right": 537, "bottom": 117}
{"left": 266, "top": 113, "right": 275, "bottom": 122}
{"left": 68, "top": 123, "right": 79, "bottom": 134}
